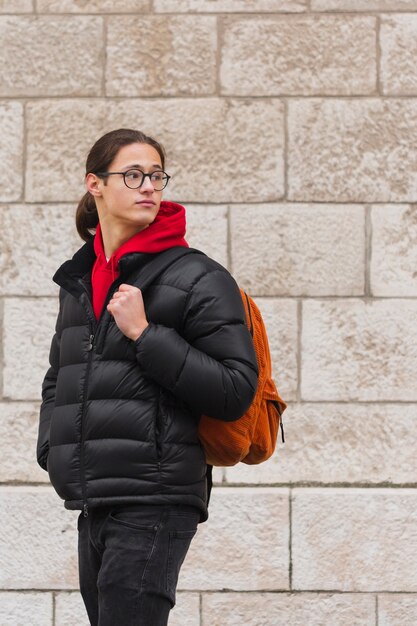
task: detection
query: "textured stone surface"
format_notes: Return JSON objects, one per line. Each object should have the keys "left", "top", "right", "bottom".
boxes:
{"left": 378, "top": 595, "right": 417, "bottom": 626}
{"left": 55, "top": 592, "right": 89, "bottom": 626}
{"left": 293, "top": 489, "right": 417, "bottom": 591}
{"left": 3, "top": 0, "right": 417, "bottom": 610}
{"left": 3, "top": 297, "right": 59, "bottom": 400}
{"left": 249, "top": 298, "right": 297, "bottom": 401}
{"left": 230, "top": 204, "right": 365, "bottom": 296}
{"left": 154, "top": 0, "right": 307, "bottom": 11}
{"left": 0, "top": 204, "right": 81, "bottom": 296}
{"left": 106, "top": 16, "right": 216, "bottom": 96}
{"left": 0, "top": 487, "right": 79, "bottom": 589}
{"left": 179, "top": 488, "right": 290, "bottom": 590}
{"left": 26, "top": 99, "right": 284, "bottom": 203}
{"left": 168, "top": 593, "right": 200, "bottom": 626}
{"left": 221, "top": 16, "right": 376, "bottom": 96}
{"left": 371, "top": 204, "right": 417, "bottom": 296}
{"left": 381, "top": 14, "right": 417, "bottom": 94}
{"left": 288, "top": 99, "right": 417, "bottom": 202}
{"left": 225, "top": 403, "right": 417, "bottom": 485}
{"left": 212, "top": 466, "right": 224, "bottom": 485}
{"left": 313, "top": 0, "right": 417, "bottom": 8}
{"left": 54, "top": 591, "right": 200, "bottom": 625}
{"left": 0, "top": 102, "right": 23, "bottom": 202}
{"left": 302, "top": 300, "right": 417, "bottom": 401}
{"left": 203, "top": 592, "right": 375, "bottom": 625}
{"left": 0, "top": 17, "right": 102, "bottom": 96}
{"left": 0, "top": 592, "right": 52, "bottom": 625}
{"left": 26, "top": 100, "right": 105, "bottom": 203}
{"left": 0, "top": 0, "right": 32, "bottom": 11}
{"left": 38, "top": 0, "right": 149, "bottom": 11}
{"left": 0, "top": 402, "right": 49, "bottom": 483}
{"left": 185, "top": 204, "right": 228, "bottom": 268}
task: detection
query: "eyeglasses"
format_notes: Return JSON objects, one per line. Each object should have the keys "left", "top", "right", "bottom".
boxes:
{"left": 96, "top": 168, "right": 170, "bottom": 191}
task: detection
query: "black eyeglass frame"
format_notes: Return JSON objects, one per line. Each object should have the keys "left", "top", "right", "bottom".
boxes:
{"left": 96, "top": 169, "right": 171, "bottom": 191}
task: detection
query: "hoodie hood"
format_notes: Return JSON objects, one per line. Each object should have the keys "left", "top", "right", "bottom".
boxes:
{"left": 91, "top": 200, "right": 189, "bottom": 320}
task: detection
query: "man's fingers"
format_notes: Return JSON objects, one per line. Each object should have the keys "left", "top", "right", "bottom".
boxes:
{"left": 118, "top": 283, "right": 140, "bottom": 292}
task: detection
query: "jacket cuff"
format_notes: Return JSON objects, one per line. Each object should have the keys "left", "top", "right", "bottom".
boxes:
{"left": 132, "top": 322, "right": 153, "bottom": 348}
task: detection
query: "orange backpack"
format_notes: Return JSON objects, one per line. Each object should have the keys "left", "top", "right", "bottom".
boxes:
{"left": 138, "top": 247, "right": 286, "bottom": 468}
{"left": 198, "top": 289, "right": 286, "bottom": 466}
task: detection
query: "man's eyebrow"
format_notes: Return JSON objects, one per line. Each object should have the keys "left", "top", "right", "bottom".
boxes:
{"left": 120, "top": 163, "right": 162, "bottom": 171}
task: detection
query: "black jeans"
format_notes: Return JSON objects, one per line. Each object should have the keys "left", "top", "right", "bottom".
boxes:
{"left": 77, "top": 503, "right": 199, "bottom": 626}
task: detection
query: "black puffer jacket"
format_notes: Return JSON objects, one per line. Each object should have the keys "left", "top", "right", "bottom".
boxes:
{"left": 37, "top": 240, "right": 258, "bottom": 522}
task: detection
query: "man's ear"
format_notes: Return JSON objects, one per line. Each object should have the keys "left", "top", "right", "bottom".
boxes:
{"left": 86, "top": 173, "right": 102, "bottom": 198}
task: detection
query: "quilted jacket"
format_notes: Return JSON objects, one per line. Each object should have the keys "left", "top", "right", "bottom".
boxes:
{"left": 37, "top": 240, "right": 258, "bottom": 522}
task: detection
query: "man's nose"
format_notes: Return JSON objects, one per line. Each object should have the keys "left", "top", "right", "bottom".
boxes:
{"left": 140, "top": 175, "right": 154, "bottom": 192}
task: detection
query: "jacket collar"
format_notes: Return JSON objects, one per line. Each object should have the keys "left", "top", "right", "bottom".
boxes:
{"left": 53, "top": 237, "right": 154, "bottom": 299}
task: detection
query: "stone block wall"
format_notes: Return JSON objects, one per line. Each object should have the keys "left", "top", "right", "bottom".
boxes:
{"left": 1, "top": 1, "right": 416, "bottom": 624}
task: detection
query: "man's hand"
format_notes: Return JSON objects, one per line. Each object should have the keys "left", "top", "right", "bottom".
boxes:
{"left": 107, "top": 283, "right": 149, "bottom": 342}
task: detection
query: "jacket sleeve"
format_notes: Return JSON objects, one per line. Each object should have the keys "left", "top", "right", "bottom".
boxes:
{"left": 134, "top": 268, "right": 259, "bottom": 421}
{"left": 36, "top": 292, "right": 63, "bottom": 471}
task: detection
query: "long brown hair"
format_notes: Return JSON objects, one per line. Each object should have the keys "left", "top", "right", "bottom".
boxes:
{"left": 76, "top": 129, "right": 166, "bottom": 242}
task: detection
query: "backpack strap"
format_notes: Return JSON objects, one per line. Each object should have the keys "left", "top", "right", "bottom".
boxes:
{"left": 133, "top": 246, "right": 205, "bottom": 291}
{"left": 242, "top": 291, "right": 254, "bottom": 338}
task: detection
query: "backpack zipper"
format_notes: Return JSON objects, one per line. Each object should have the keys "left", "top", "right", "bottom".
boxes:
{"left": 271, "top": 399, "right": 285, "bottom": 444}
{"left": 279, "top": 417, "right": 285, "bottom": 444}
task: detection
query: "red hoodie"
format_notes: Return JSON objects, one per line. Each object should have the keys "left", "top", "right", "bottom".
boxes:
{"left": 91, "top": 200, "right": 189, "bottom": 321}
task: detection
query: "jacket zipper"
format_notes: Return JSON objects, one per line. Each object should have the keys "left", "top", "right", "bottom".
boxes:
{"left": 77, "top": 276, "right": 118, "bottom": 517}
{"left": 77, "top": 275, "right": 126, "bottom": 517}
{"left": 80, "top": 331, "right": 95, "bottom": 518}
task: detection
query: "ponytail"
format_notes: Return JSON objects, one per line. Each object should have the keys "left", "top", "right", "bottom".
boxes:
{"left": 76, "top": 192, "right": 99, "bottom": 242}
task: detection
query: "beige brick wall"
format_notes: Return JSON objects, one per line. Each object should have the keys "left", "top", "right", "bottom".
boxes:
{"left": 0, "top": 1, "right": 416, "bottom": 625}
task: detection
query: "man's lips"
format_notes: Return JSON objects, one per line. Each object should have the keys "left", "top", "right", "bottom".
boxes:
{"left": 136, "top": 200, "right": 156, "bottom": 206}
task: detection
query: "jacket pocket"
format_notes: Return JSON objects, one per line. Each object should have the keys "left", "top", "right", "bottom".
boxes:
{"left": 154, "top": 388, "right": 165, "bottom": 460}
